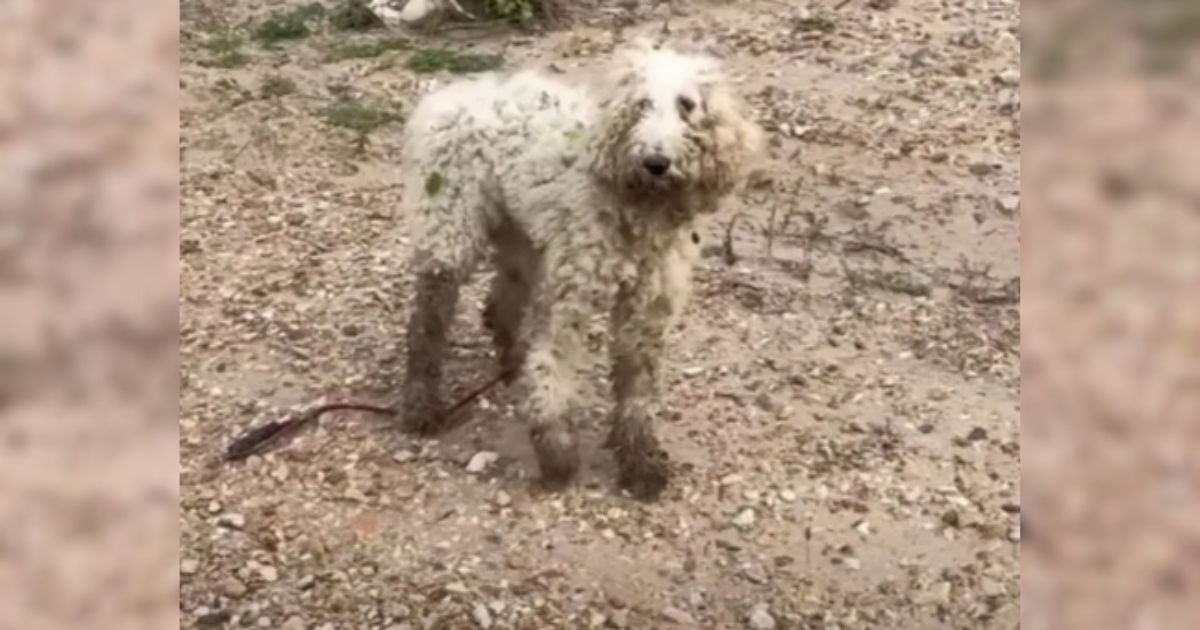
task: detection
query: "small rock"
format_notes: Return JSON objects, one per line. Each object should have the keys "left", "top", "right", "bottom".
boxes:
{"left": 494, "top": 490, "right": 512, "bottom": 507}
{"left": 995, "top": 196, "right": 1020, "bottom": 216}
{"left": 981, "top": 576, "right": 1006, "bottom": 597}
{"left": 993, "top": 69, "right": 1020, "bottom": 87}
{"left": 778, "top": 489, "right": 796, "bottom": 502}
{"left": 180, "top": 559, "right": 200, "bottom": 575}
{"left": 256, "top": 565, "right": 279, "bottom": 583}
{"left": 393, "top": 450, "right": 416, "bottom": 463}
{"left": 925, "top": 580, "right": 952, "bottom": 604}
{"left": 1009, "top": 525, "right": 1021, "bottom": 542}
{"left": 968, "top": 162, "right": 997, "bottom": 176}
{"left": 281, "top": 617, "right": 306, "bottom": 630}
{"left": 221, "top": 577, "right": 248, "bottom": 598}
{"left": 217, "top": 513, "right": 246, "bottom": 529}
{"left": 747, "top": 603, "right": 777, "bottom": 630}
{"left": 466, "top": 451, "right": 500, "bottom": 474}
{"left": 197, "top": 610, "right": 232, "bottom": 627}
{"left": 740, "top": 563, "right": 769, "bottom": 584}
{"left": 732, "top": 508, "right": 757, "bottom": 530}
{"left": 661, "top": 606, "right": 695, "bottom": 625}
{"left": 472, "top": 603, "right": 494, "bottom": 628}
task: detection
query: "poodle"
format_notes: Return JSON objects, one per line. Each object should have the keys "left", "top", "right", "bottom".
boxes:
{"left": 397, "top": 40, "right": 762, "bottom": 500}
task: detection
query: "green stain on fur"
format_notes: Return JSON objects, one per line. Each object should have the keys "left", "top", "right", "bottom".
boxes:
{"left": 425, "top": 172, "right": 445, "bottom": 197}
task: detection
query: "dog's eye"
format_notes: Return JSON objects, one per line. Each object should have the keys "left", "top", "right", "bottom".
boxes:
{"left": 677, "top": 96, "right": 696, "bottom": 114}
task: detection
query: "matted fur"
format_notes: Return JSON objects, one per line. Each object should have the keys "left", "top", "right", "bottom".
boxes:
{"left": 397, "top": 41, "right": 762, "bottom": 500}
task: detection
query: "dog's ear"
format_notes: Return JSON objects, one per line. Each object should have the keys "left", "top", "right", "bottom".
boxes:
{"left": 698, "top": 81, "right": 765, "bottom": 195}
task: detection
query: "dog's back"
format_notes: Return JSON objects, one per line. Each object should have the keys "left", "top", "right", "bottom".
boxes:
{"left": 401, "top": 69, "right": 597, "bottom": 172}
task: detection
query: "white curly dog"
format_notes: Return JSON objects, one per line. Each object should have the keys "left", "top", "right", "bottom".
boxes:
{"left": 397, "top": 40, "right": 762, "bottom": 500}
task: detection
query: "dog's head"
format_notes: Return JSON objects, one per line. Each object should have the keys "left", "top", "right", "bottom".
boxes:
{"left": 589, "top": 40, "right": 763, "bottom": 206}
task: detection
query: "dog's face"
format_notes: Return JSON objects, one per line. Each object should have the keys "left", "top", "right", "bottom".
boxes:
{"left": 591, "top": 42, "right": 763, "bottom": 204}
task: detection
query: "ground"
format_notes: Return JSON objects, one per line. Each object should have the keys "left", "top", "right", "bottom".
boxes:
{"left": 179, "top": 0, "right": 1020, "bottom": 628}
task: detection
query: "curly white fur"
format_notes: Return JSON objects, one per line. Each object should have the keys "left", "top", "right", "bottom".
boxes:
{"left": 397, "top": 41, "right": 762, "bottom": 500}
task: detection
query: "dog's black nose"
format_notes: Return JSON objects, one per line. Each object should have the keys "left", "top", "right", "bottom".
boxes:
{"left": 642, "top": 155, "right": 671, "bottom": 176}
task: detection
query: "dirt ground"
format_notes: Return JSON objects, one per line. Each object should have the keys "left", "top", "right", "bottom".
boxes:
{"left": 179, "top": 0, "right": 1020, "bottom": 628}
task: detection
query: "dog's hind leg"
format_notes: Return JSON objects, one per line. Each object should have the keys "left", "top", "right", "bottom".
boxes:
{"left": 483, "top": 220, "right": 538, "bottom": 382}
{"left": 400, "top": 190, "right": 486, "bottom": 436}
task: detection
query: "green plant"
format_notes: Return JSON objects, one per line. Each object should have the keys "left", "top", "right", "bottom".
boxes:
{"left": 330, "top": 0, "right": 385, "bottom": 31}
{"left": 260, "top": 74, "right": 297, "bottom": 98}
{"left": 326, "top": 37, "right": 410, "bottom": 62}
{"left": 406, "top": 48, "right": 504, "bottom": 74}
{"left": 253, "top": 3, "right": 326, "bottom": 45}
{"left": 319, "top": 99, "right": 403, "bottom": 135}
{"left": 200, "top": 32, "right": 250, "bottom": 68}
{"left": 485, "top": 0, "right": 536, "bottom": 22}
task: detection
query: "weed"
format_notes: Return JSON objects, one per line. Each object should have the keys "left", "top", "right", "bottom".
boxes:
{"left": 485, "top": 0, "right": 536, "bottom": 22}
{"left": 483, "top": 0, "right": 566, "bottom": 24}
{"left": 330, "top": 0, "right": 385, "bottom": 31}
{"left": 425, "top": 172, "right": 445, "bottom": 197}
{"left": 406, "top": 48, "right": 504, "bottom": 74}
{"left": 326, "top": 38, "right": 410, "bottom": 62}
{"left": 319, "top": 99, "right": 403, "bottom": 135}
{"left": 200, "top": 32, "right": 250, "bottom": 68}
{"left": 261, "top": 75, "right": 298, "bottom": 98}
{"left": 254, "top": 3, "right": 326, "bottom": 46}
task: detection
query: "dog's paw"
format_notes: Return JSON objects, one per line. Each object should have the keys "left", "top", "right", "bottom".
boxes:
{"left": 617, "top": 448, "right": 671, "bottom": 501}
{"left": 530, "top": 424, "right": 581, "bottom": 489}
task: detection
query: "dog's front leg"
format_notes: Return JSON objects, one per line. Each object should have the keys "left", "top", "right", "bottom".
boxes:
{"left": 520, "top": 241, "right": 610, "bottom": 490}
{"left": 607, "top": 274, "right": 674, "bottom": 501}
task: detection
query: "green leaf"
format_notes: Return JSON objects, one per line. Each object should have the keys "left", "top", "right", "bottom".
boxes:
{"left": 425, "top": 172, "right": 445, "bottom": 197}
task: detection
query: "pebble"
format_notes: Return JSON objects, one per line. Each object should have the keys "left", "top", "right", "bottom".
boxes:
{"left": 740, "top": 563, "right": 769, "bottom": 584}
{"left": 926, "top": 580, "right": 952, "bottom": 604}
{"left": 778, "top": 489, "right": 796, "bottom": 502}
{"left": 661, "top": 606, "right": 696, "bottom": 625}
{"left": 995, "top": 195, "right": 1019, "bottom": 215}
{"left": 472, "top": 603, "right": 494, "bottom": 628}
{"left": 256, "top": 564, "right": 280, "bottom": 583}
{"left": 732, "top": 508, "right": 757, "bottom": 530}
{"left": 466, "top": 451, "right": 500, "bottom": 474}
{"left": 281, "top": 617, "right": 306, "bottom": 630}
{"left": 217, "top": 513, "right": 246, "bottom": 529}
{"left": 993, "top": 69, "right": 1020, "bottom": 87}
{"left": 747, "top": 603, "right": 777, "bottom": 630}
{"left": 221, "top": 577, "right": 248, "bottom": 598}
{"left": 181, "top": 559, "right": 199, "bottom": 575}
